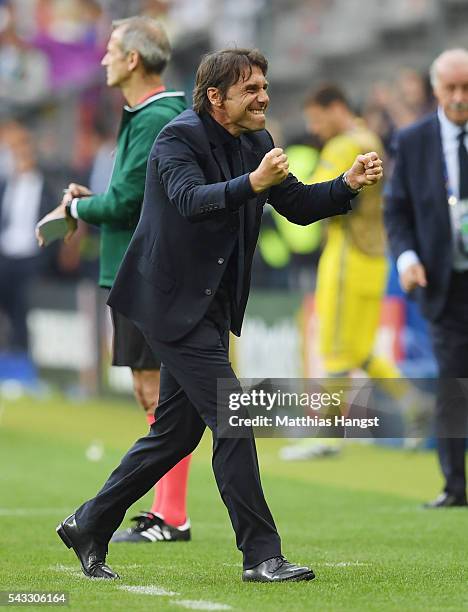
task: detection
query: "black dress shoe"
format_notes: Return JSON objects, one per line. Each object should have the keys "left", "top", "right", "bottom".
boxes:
{"left": 242, "top": 556, "right": 315, "bottom": 582}
{"left": 423, "top": 492, "right": 468, "bottom": 508}
{"left": 56, "top": 514, "right": 119, "bottom": 579}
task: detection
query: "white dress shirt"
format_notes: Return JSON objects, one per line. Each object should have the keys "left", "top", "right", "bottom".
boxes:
{"left": 0, "top": 171, "right": 43, "bottom": 258}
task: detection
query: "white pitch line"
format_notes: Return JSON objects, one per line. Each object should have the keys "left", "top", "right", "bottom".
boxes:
{"left": 0, "top": 508, "right": 71, "bottom": 516}
{"left": 170, "top": 601, "right": 232, "bottom": 611}
{"left": 119, "top": 585, "right": 179, "bottom": 597}
{"left": 53, "top": 566, "right": 232, "bottom": 610}
{"left": 49, "top": 564, "right": 82, "bottom": 578}
{"left": 320, "top": 561, "right": 370, "bottom": 567}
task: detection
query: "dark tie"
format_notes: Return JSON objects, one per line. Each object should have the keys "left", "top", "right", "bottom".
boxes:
{"left": 231, "top": 140, "right": 245, "bottom": 304}
{"left": 458, "top": 128, "right": 468, "bottom": 199}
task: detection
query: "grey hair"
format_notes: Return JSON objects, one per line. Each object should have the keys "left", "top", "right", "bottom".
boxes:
{"left": 430, "top": 48, "right": 468, "bottom": 88}
{"left": 112, "top": 16, "right": 171, "bottom": 75}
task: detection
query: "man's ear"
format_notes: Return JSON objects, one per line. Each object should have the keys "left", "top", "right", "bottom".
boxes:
{"left": 207, "top": 87, "right": 223, "bottom": 108}
{"left": 127, "top": 50, "right": 139, "bottom": 72}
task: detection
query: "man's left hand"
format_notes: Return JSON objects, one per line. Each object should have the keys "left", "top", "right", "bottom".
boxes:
{"left": 345, "top": 151, "right": 383, "bottom": 191}
{"left": 35, "top": 201, "right": 77, "bottom": 247}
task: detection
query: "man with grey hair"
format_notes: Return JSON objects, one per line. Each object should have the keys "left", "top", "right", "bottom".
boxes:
{"left": 39, "top": 17, "right": 191, "bottom": 539}
{"left": 385, "top": 48, "right": 468, "bottom": 508}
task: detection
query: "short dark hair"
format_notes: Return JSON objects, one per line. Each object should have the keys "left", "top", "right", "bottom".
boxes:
{"left": 112, "top": 16, "right": 171, "bottom": 75}
{"left": 304, "top": 84, "right": 350, "bottom": 109}
{"left": 193, "top": 48, "right": 268, "bottom": 114}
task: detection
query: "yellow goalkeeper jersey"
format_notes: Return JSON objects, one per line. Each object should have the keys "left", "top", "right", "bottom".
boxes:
{"left": 311, "top": 120, "right": 386, "bottom": 257}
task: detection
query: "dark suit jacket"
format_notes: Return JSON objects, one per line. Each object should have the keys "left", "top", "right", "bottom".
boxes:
{"left": 0, "top": 173, "right": 52, "bottom": 226}
{"left": 0, "top": 171, "right": 55, "bottom": 269}
{"left": 108, "top": 109, "right": 354, "bottom": 343}
{"left": 384, "top": 113, "right": 453, "bottom": 322}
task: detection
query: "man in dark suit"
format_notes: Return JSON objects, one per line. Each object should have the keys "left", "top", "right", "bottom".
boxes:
{"left": 384, "top": 48, "right": 468, "bottom": 508}
{"left": 57, "top": 48, "right": 383, "bottom": 582}
{"left": 0, "top": 121, "right": 55, "bottom": 352}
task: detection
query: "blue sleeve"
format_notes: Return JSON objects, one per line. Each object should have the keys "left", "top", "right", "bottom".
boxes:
{"left": 269, "top": 173, "right": 353, "bottom": 226}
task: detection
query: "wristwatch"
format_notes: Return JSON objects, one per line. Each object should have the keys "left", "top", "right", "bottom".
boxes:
{"left": 342, "top": 172, "right": 363, "bottom": 194}
{"left": 65, "top": 197, "right": 80, "bottom": 219}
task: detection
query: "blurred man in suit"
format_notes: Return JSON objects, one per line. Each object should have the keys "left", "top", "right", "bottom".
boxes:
{"left": 56, "top": 48, "right": 383, "bottom": 582}
{"left": 0, "top": 121, "right": 54, "bottom": 352}
{"left": 385, "top": 48, "right": 468, "bottom": 508}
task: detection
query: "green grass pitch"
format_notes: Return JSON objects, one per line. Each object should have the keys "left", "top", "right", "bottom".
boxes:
{"left": 0, "top": 394, "right": 466, "bottom": 611}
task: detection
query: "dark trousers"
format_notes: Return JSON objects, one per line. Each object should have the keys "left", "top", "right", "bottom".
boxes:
{"left": 431, "top": 271, "right": 468, "bottom": 499}
{"left": 75, "top": 308, "right": 281, "bottom": 568}
{"left": 0, "top": 255, "right": 37, "bottom": 351}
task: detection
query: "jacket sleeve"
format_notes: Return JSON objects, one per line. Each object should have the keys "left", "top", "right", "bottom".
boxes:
{"left": 383, "top": 131, "right": 417, "bottom": 260}
{"left": 268, "top": 173, "right": 353, "bottom": 226}
{"left": 76, "top": 116, "right": 169, "bottom": 227}
{"left": 259, "top": 129, "right": 354, "bottom": 226}
{"left": 155, "top": 124, "right": 256, "bottom": 222}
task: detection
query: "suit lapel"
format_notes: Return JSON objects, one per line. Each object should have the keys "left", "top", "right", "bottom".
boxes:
{"left": 211, "top": 145, "right": 232, "bottom": 181}
{"left": 425, "top": 115, "right": 452, "bottom": 234}
{"left": 240, "top": 134, "right": 262, "bottom": 241}
{"left": 200, "top": 115, "right": 264, "bottom": 294}
{"left": 0, "top": 182, "right": 5, "bottom": 221}
{"left": 427, "top": 115, "right": 447, "bottom": 200}
{"left": 200, "top": 112, "right": 233, "bottom": 181}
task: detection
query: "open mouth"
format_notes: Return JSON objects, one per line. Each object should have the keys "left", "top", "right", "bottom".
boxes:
{"left": 248, "top": 108, "right": 266, "bottom": 116}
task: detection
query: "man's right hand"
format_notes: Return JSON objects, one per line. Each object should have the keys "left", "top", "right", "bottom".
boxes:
{"left": 249, "top": 148, "right": 289, "bottom": 193}
{"left": 400, "top": 262, "right": 427, "bottom": 292}
{"left": 67, "top": 183, "right": 92, "bottom": 198}
{"left": 60, "top": 183, "right": 92, "bottom": 207}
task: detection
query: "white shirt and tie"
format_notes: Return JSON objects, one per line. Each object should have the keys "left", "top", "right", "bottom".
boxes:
{"left": 0, "top": 171, "right": 44, "bottom": 259}
{"left": 397, "top": 107, "right": 468, "bottom": 276}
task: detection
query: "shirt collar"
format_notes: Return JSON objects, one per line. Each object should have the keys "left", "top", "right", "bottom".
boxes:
{"left": 201, "top": 111, "right": 240, "bottom": 146}
{"left": 438, "top": 106, "right": 468, "bottom": 140}
{"left": 124, "top": 89, "right": 185, "bottom": 113}
{"left": 134, "top": 85, "right": 166, "bottom": 107}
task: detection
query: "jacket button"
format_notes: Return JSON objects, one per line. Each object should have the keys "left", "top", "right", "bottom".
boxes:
{"left": 217, "top": 258, "right": 225, "bottom": 264}
{"left": 204, "top": 288, "right": 212, "bottom": 296}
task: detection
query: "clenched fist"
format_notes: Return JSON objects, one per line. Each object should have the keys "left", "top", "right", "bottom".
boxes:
{"left": 344, "top": 151, "right": 384, "bottom": 191}
{"left": 249, "top": 147, "right": 289, "bottom": 193}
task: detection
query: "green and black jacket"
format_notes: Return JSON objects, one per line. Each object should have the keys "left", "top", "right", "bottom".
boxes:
{"left": 76, "top": 90, "right": 186, "bottom": 287}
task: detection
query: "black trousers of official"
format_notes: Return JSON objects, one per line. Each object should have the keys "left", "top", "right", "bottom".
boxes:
{"left": 0, "top": 255, "right": 38, "bottom": 352}
{"left": 430, "top": 271, "right": 468, "bottom": 499}
{"left": 75, "top": 308, "right": 281, "bottom": 569}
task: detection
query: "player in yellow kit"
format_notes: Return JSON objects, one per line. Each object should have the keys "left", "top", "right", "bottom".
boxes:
{"left": 281, "top": 85, "right": 422, "bottom": 461}
{"left": 306, "top": 85, "right": 395, "bottom": 379}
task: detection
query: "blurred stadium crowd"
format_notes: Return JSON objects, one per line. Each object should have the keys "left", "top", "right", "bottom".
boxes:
{"left": 0, "top": 0, "right": 467, "bottom": 392}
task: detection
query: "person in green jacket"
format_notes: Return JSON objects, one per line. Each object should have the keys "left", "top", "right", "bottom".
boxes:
{"left": 46, "top": 16, "right": 191, "bottom": 544}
